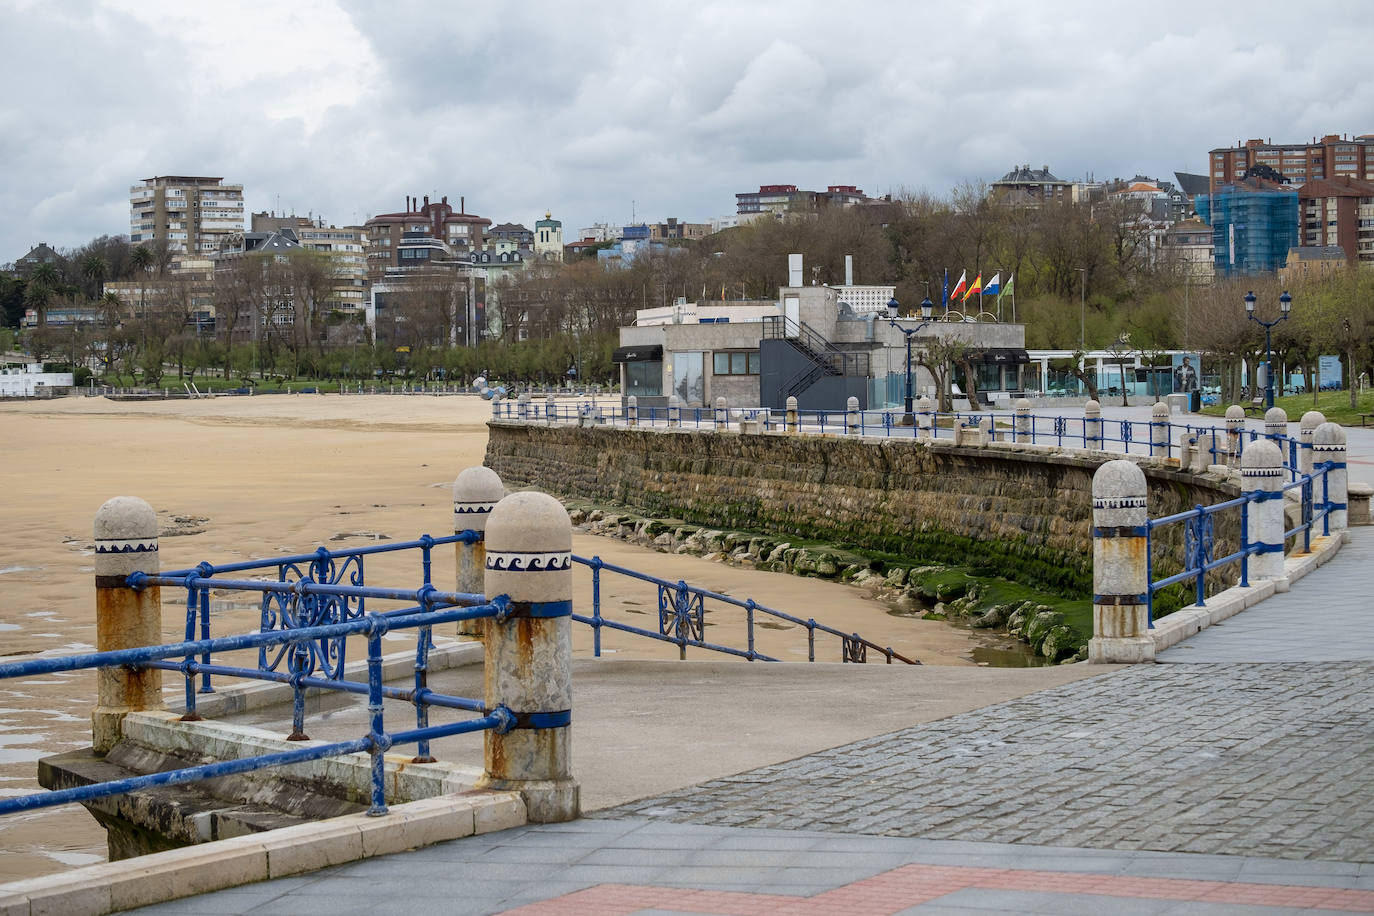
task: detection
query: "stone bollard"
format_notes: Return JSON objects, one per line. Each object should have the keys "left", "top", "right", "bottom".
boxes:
{"left": 978, "top": 415, "right": 993, "bottom": 441}
{"left": 846, "top": 396, "right": 860, "bottom": 435}
{"left": 1150, "top": 402, "right": 1170, "bottom": 458}
{"left": 1264, "top": 407, "right": 1287, "bottom": 442}
{"left": 1195, "top": 428, "right": 1225, "bottom": 472}
{"left": 917, "top": 395, "right": 932, "bottom": 439}
{"left": 1225, "top": 405, "right": 1245, "bottom": 465}
{"left": 1299, "top": 410, "right": 1325, "bottom": 478}
{"left": 626, "top": 395, "right": 638, "bottom": 428}
{"left": 1013, "top": 398, "right": 1032, "bottom": 444}
{"left": 668, "top": 395, "right": 682, "bottom": 428}
{"left": 1088, "top": 461, "right": 1154, "bottom": 663}
{"left": 1242, "top": 440, "right": 1287, "bottom": 583}
{"left": 454, "top": 467, "right": 504, "bottom": 638}
{"left": 93, "top": 497, "right": 164, "bottom": 753}
{"left": 545, "top": 394, "right": 557, "bottom": 426}
{"left": 1084, "top": 400, "right": 1102, "bottom": 450}
{"left": 713, "top": 397, "right": 728, "bottom": 431}
{"left": 785, "top": 396, "right": 799, "bottom": 433}
{"left": 517, "top": 392, "right": 530, "bottom": 421}
{"left": 1313, "top": 422, "right": 1348, "bottom": 533}
{"left": 478, "top": 491, "right": 579, "bottom": 822}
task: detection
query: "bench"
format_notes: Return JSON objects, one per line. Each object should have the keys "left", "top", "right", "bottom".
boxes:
{"left": 1360, "top": 413, "right": 1374, "bottom": 427}
{"left": 1244, "top": 398, "right": 1265, "bottom": 416}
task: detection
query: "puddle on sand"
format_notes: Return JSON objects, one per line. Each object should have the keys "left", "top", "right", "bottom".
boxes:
{"left": 885, "top": 598, "right": 1052, "bottom": 668}
{"left": 0, "top": 567, "right": 40, "bottom": 575}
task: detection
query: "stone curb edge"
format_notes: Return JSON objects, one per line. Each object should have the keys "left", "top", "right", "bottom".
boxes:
{"left": 0, "top": 791, "right": 527, "bottom": 916}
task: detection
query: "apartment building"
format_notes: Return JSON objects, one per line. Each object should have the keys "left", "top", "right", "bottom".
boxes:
{"left": 1207, "top": 134, "right": 1374, "bottom": 196}
{"left": 249, "top": 212, "right": 370, "bottom": 317}
{"left": 129, "top": 176, "right": 245, "bottom": 254}
{"left": 363, "top": 194, "right": 491, "bottom": 283}
{"left": 735, "top": 185, "right": 873, "bottom": 222}
{"left": 1297, "top": 176, "right": 1374, "bottom": 266}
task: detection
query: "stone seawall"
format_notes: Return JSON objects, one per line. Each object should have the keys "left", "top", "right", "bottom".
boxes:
{"left": 484, "top": 422, "right": 1239, "bottom": 595}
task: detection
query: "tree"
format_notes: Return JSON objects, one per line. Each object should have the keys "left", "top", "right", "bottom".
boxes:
{"left": 129, "top": 245, "right": 156, "bottom": 351}
{"left": 912, "top": 332, "right": 974, "bottom": 412}
{"left": 80, "top": 254, "right": 108, "bottom": 301}
{"left": 99, "top": 292, "right": 123, "bottom": 372}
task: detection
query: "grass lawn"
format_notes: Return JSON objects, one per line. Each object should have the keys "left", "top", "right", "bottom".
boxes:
{"left": 1200, "top": 389, "right": 1374, "bottom": 427}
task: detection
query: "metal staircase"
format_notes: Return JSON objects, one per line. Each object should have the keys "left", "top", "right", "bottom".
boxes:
{"left": 762, "top": 315, "right": 870, "bottom": 402}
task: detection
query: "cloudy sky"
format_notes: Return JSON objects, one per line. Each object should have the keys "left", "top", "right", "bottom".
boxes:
{"left": 1, "top": 0, "right": 1370, "bottom": 262}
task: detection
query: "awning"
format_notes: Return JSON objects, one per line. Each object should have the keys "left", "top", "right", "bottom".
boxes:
{"left": 975, "top": 348, "right": 1030, "bottom": 365}
{"left": 612, "top": 344, "right": 663, "bottom": 363}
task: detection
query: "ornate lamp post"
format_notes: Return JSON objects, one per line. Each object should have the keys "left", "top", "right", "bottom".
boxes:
{"left": 887, "top": 292, "right": 935, "bottom": 424}
{"left": 1244, "top": 289, "right": 1292, "bottom": 409}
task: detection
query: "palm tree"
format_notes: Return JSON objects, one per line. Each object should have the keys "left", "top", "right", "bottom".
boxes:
{"left": 81, "top": 254, "right": 108, "bottom": 300}
{"left": 26, "top": 263, "right": 60, "bottom": 329}
{"left": 129, "top": 245, "right": 155, "bottom": 352}
{"left": 100, "top": 291, "right": 123, "bottom": 372}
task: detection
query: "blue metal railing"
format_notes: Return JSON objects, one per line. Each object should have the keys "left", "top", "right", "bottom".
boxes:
{"left": 575, "top": 554, "right": 917, "bottom": 665}
{"left": 0, "top": 598, "right": 507, "bottom": 819}
{"left": 491, "top": 401, "right": 1303, "bottom": 464}
{"left": 0, "top": 529, "right": 913, "bottom": 821}
{"left": 1143, "top": 461, "right": 1335, "bottom": 626}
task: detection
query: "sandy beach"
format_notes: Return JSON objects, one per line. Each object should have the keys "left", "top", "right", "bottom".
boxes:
{"left": 0, "top": 392, "right": 997, "bottom": 880}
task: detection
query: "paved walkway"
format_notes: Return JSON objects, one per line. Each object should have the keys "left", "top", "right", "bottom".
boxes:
{"left": 125, "top": 413, "right": 1374, "bottom": 914}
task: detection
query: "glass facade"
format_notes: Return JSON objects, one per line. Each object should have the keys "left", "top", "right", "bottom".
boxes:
{"left": 1196, "top": 186, "right": 1299, "bottom": 277}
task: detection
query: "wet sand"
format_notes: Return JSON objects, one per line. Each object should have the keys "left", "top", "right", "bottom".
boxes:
{"left": 0, "top": 393, "right": 994, "bottom": 880}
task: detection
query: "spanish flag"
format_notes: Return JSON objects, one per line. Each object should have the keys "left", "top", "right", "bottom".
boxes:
{"left": 963, "top": 273, "right": 983, "bottom": 302}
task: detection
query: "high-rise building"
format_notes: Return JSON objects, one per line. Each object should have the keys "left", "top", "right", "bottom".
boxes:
{"left": 1207, "top": 134, "right": 1374, "bottom": 196}
{"left": 1297, "top": 177, "right": 1374, "bottom": 265}
{"left": 129, "top": 176, "right": 245, "bottom": 254}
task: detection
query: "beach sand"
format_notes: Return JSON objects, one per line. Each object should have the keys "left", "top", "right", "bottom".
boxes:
{"left": 0, "top": 392, "right": 997, "bottom": 879}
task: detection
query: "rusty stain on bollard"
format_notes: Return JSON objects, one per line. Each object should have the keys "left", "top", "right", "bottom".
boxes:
{"left": 1088, "top": 460, "right": 1154, "bottom": 664}
{"left": 453, "top": 466, "right": 504, "bottom": 639}
{"left": 92, "top": 496, "right": 164, "bottom": 754}
{"left": 477, "top": 490, "right": 579, "bottom": 822}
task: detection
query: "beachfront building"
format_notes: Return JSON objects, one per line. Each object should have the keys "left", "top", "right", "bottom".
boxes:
{"left": 614, "top": 255, "right": 1026, "bottom": 411}
{"left": 250, "top": 213, "right": 369, "bottom": 318}
{"left": 129, "top": 176, "right": 245, "bottom": 254}
{"left": 363, "top": 195, "right": 492, "bottom": 283}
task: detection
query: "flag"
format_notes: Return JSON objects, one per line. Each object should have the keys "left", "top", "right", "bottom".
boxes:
{"left": 949, "top": 270, "right": 967, "bottom": 302}
{"left": 984, "top": 273, "right": 1000, "bottom": 296}
{"left": 963, "top": 273, "right": 983, "bottom": 302}
{"left": 1003, "top": 274, "right": 1015, "bottom": 298}
{"left": 942, "top": 268, "right": 949, "bottom": 310}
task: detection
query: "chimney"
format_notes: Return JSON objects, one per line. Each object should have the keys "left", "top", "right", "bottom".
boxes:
{"left": 424, "top": 195, "right": 430, "bottom": 207}
{"left": 461, "top": 196, "right": 465, "bottom": 214}
{"left": 788, "top": 254, "right": 803, "bottom": 287}
{"left": 845, "top": 255, "right": 853, "bottom": 286}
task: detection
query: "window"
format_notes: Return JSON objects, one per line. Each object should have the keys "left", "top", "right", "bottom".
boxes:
{"left": 624, "top": 360, "right": 662, "bottom": 396}
{"left": 713, "top": 351, "right": 760, "bottom": 375}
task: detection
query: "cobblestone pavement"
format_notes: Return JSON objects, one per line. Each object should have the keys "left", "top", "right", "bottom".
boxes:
{"left": 598, "top": 662, "right": 1374, "bottom": 863}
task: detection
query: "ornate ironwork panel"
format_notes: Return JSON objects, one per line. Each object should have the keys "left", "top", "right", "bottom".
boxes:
{"left": 842, "top": 635, "right": 867, "bottom": 663}
{"left": 1184, "top": 513, "right": 1215, "bottom": 576}
{"left": 258, "top": 553, "right": 366, "bottom": 680}
{"left": 658, "top": 581, "right": 704, "bottom": 644}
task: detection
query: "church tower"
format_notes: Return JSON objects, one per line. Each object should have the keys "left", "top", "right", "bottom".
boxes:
{"left": 534, "top": 211, "right": 563, "bottom": 262}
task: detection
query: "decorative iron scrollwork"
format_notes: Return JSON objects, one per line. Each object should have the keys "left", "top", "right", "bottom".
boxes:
{"left": 843, "top": 635, "right": 867, "bottom": 663}
{"left": 658, "top": 580, "right": 704, "bottom": 644}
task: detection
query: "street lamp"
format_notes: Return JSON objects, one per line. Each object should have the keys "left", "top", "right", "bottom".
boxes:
{"left": 887, "top": 293, "right": 935, "bottom": 424}
{"left": 1244, "top": 289, "right": 1292, "bottom": 409}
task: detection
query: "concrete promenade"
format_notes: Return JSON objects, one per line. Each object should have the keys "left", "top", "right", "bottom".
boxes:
{"left": 115, "top": 407, "right": 1374, "bottom": 913}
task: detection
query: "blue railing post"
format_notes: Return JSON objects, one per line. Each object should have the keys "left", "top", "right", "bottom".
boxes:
{"left": 591, "top": 556, "right": 603, "bottom": 657}
{"left": 365, "top": 617, "right": 388, "bottom": 816}
{"left": 197, "top": 584, "right": 212, "bottom": 695}
{"left": 1088, "top": 460, "right": 1154, "bottom": 662}
{"left": 93, "top": 496, "right": 164, "bottom": 753}
{"left": 478, "top": 490, "right": 579, "bottom": 822}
